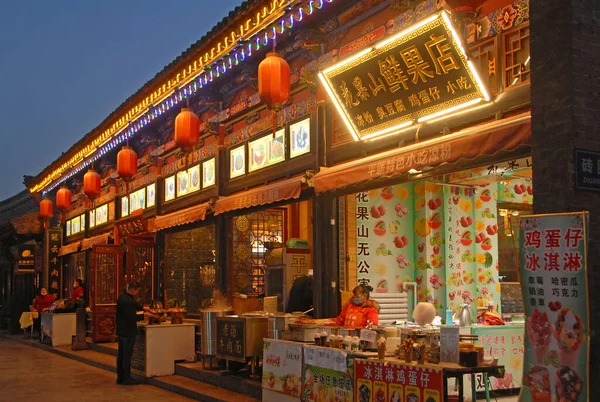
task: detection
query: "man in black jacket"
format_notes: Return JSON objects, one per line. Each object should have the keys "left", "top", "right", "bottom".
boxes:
{"left": 116, "top": 282, "right": 146, "bottom": 385}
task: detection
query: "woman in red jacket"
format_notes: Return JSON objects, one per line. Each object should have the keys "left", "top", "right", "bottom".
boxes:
{"left": 33, "top": 288, "right": 55, "bottom": 312}
{"left": 331, "top": 285, "right": 379, "bottom": 328}
{"left": 71, "top": 279, "right": 85, "bottom": 301}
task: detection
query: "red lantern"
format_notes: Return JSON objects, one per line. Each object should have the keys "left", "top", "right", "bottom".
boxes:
{"left": 40, "top": 198, "right": 54, "bottom": 229}
{"left": 56, "top": 187, "right": 72, "bottom": 211}
{"left": 258, "top": 52, "right": 290, "bottom": 111}
{"left": 84, "top": 169, "right": 101, "bottom": 201}
{"left": 174, "top": 108, "right": 200, "bottom": 151}
{"left": 117, "top": 146, "right": 138, "bottom": 181}
{"left": 39, "top": 199, "right": 54, "bottom": 220}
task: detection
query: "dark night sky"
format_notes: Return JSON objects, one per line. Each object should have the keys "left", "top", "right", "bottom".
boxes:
{"left": 0, "top": 0, "right": 243, "bottom": 200}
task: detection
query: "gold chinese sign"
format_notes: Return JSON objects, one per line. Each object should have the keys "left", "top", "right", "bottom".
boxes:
{"left": 46, "top": 228, "right": 62, "bottom": 298}
{"left": 319, "top": 12, "right": 489, "bottom": 141}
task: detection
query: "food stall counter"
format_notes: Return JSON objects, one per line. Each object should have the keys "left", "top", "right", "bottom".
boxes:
{"left": 131, "top": 322, "right": 195, "bottom": 378}
{"left": 40, "top": 312, "right": 76, "bottom": 347}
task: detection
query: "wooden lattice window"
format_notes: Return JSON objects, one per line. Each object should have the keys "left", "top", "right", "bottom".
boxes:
{"left": 164, "top": 225, "right": 216, "bottom": 311}
{"left": 503, "top": 24, "right": 530, "bottom": 88}
{"left": 62, "top": 251, "right": 86, "bottom": 299}
{"left": 232, "top": 209, "right": 285, "bottom": 295}
{"left": 127, "top": 237, "right": 154, "bottom": 305}
{"left": 469, "top": 37, "right": 499, "bottom": 95}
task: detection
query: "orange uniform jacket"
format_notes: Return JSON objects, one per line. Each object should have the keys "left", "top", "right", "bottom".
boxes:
{"left": 332, "top": 302, "right": 379, "bottom": 328}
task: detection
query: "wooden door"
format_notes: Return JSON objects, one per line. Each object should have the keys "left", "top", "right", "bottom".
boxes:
{"left": 90, "top": 244, "right": 122, "bottom": 342}
{"left": 125, "top": 235, "right": 155, "bottom": 305}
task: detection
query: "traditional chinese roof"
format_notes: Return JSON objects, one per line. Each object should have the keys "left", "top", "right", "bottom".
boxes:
{"left": 0, "top": 190, "right": 38, "bottom": 225}
{"left": 28, "top": 0, "right": 264, "bottom": 193}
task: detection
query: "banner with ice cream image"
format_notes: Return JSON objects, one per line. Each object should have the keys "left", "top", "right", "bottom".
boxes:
{"left": 519, "top": 212, "right": 589, "bottom": 402}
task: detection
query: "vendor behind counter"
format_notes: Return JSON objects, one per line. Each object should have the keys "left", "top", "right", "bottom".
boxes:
{"left": 331, "top": 285, "right": 379, "bottom": 328}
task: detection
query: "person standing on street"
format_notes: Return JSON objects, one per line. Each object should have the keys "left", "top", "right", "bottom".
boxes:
{"left": 116, "top": 282, "right": 146, "bottom": 385}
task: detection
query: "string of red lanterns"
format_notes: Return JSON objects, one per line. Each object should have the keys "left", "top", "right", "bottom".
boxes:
{"left": 39, "top": 198, "right": 54, "bottom": 230}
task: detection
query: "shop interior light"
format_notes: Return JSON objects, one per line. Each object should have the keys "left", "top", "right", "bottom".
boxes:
{"left": 417, "top": 98, "right": 482, "bottom": 123}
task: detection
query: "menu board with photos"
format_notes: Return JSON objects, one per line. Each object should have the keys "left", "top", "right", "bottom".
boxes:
{"left": 146, "top": 183, "right": 156, "bottom": 207}
{"left": 96, "top": 204, "right": 108, "bottom": 225}
{"left": 230, "top": 146, "right": 245, "bottom": 178}
{"left": 203, "top": 159, "right": 216, "bottom": 188}
{"left": 188, "top": 164, "right": 200, "bottom": 192}
{"left": 177, "top": 171, "right": 189, "bottom": 196}
{"left": 165, "top": 175, "right": 175, "bottom": 201}
{"left": 89, "top": 209, "right": 96, "bottom": 228}
{"left": 121, "top": 196, "right": 129, "bottom": 217}
{"left": 290, "top": 118, "right": 310, "bottom": 158}
{"left": 519, "top": 212, "right": 589, "bottom": 402}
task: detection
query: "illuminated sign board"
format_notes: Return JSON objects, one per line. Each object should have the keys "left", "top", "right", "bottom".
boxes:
{"left": 319, "top": 12, "right": 489, "bottom": 141}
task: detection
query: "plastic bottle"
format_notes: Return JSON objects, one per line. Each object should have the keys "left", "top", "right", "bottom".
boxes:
{"left": 351, "top": 336, "right": 360, "bottom": 351}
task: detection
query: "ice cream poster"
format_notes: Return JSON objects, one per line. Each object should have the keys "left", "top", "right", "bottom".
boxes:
{"left": 519, "top": 212, "right": 589, "bottom": 402}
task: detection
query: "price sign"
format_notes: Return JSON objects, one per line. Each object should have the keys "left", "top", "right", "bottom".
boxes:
{"left": 360, "top": 329, "right": 377, "bottom": 343}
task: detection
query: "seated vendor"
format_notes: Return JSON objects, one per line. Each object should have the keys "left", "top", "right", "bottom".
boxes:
{"left": 331, "top": 285, "right": 379, "bottom": 328}
{"left": 33, "top": 288, "right": 55, "bottom": 312}
{"left": 71, "top": 279, "right": 85, "bottom": 301}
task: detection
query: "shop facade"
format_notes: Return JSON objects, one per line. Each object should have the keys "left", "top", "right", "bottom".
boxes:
{"left": 21, "top": 0, "right": 600, "bottom": 398}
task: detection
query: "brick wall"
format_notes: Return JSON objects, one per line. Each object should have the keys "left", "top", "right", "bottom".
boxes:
{"left": 530, "top": 0, "right": 600, "bottom": 394}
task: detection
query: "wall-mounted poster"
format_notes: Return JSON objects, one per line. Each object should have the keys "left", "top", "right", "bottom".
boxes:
{"left": 290, "top": 118, "right": 310, "bottom": 158}
{"left": 269, "top": 129, "right": 286, "bottom": 165}
{"left": 95, "top": 205, "right": 108, "bottom": 225}
{"left": 203, "top": 159, "right": 216, "bottom": 188}
{"left": 165, "top": 175, "right": 175, "bottom": 202}
{"left": 66, "top": 221, "right": 71, "bottom": 236}
{"left": 249, "top": 135, "right": 269, "bottom": 172}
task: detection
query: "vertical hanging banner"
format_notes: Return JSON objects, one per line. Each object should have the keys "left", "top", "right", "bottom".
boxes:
{"left": 519, "top": 212, "right": 589, "bottom": 402}
{"left": 46, "top": 228, "right": 62, "bottom": 298}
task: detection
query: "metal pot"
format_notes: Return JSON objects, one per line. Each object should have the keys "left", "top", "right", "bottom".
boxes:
{"left": 200, "top": 308, "right": 234, "bottom": 357}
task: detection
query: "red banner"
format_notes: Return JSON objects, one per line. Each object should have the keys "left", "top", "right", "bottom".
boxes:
{"left": 354, "top": 359, "right": 444, "bottom": 402}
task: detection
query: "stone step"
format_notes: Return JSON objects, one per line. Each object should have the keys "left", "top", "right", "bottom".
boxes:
{"left": 150, "top": 375, "right": 259, "bottom": 402}
{"left": 86, "top": 338, "right": 118, "bottom": 357}
{"left": 175, "top": 362, "right": 262, "bottom": 400}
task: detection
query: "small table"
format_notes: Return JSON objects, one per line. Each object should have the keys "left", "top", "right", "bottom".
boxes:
{"left": 40, "top": 312, "right": 76, "bottom": 346}
{"left": 19, "top": 312, "right": 39, "bottom": 337}
{"left": 440, "top": 363, "right": 505, "bottom": 402}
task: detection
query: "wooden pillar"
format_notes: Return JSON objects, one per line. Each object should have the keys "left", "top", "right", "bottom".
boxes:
{"left": 313, "top": 193, "right": 339, "bottom": 318}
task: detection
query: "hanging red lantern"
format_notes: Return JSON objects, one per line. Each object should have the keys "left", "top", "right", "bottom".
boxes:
{"left": 258, "top": 52, "right": 290, "bottom": 111}
{"left": 56, "top": 187, "right": 72, "bottom": 211}
{"left": 174, "top": 108, "right": 200, "bottom": 151}
{"left": 117, "top": 146, "right": 138, "bottom": 181}
{"left": 258, "top": 52, "right": 290, "bottom": 137}
{"left": 39, "top": 198, "right": 54, "bottom": 229}
{"left": 84, "top": 169, "right": 101, "bottom": 201}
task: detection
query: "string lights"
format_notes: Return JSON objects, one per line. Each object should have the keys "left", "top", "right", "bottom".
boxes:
{"left": 41, "top": 0, "right": 334, "bottom": 195}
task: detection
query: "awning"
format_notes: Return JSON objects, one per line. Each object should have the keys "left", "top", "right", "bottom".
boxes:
{"left": 215, "top": 176, "right": 304, "bottom": 215}
{"left": 81, "top": 233, "right": 111, "bottom": 251}
{"left": 313, "top": 114, "right": 531, "bottom": 194}
{"left": 58, "top": 241, "right": 81, "bottom": 257}
{"left": 153, "top": 202, "right": 210, "bottom": 231}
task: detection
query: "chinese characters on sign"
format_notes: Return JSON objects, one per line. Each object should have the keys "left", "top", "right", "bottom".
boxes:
{"left": 46, "top": 228, "right": 62, "bottom": 298}
{"left": 519, "top": 213, "right": 589, "bottom": 402}
{"left": 355, "top": 359, "right": 443, "bottom": 402}
{"left": 17, "top": 245, "right": 35, "bottom": 273}
{"left": 575, "top": 149, "right": 600, "bottom": 191}
{"left": 216, "top": 318, "right": 245, "bottom": 361}
{"left": 320, "top": 13, "right": 486, "bottom": 140}
{"left": 302, "top": 346, "right": 353, "bottom": 402}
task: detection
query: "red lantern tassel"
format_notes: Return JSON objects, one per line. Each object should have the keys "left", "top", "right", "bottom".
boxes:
{"left": 272, "top": 110, "right": 277, "bottom": 138}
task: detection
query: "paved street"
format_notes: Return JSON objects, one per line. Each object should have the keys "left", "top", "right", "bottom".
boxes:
{"left": 0, "top": 337, "right": 194, "bottom": 401}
